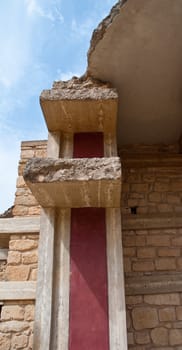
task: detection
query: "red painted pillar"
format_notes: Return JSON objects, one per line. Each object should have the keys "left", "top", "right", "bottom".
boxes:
{"left": 69, "top": 133, "right": 109, "bottom": 350}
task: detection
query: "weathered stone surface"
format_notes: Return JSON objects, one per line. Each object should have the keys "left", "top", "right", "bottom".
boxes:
{"left": 41, "top": 76, "right": 118, "bottom": 100}
{"left": 22, "top": 251, "right": 38, "bottom": 264}
{"left": 1, "top": 305, "right": 24, "bottom": 321}
{"left": 9, "top": 239, "right": 38, "bottom": 251}
{"left": 0, "top": 334, "right": 11, "bottom": 350}
{"left": 159, "top": 307, "right": 176, "bottom": 322}
{"left": 24, "top": 157, "right": 121, "bottom": 208}
{"left": 7, "top": 251, "right": 21, "bottom": 265}
{"left": 0, "top": 321, "right": 29, "bottom": 333}
{"left": 0, "top": 217, "right": 40, "bottom": 234}
{"left": 24, "top": 305, "right": 35, "bottom": 321}
{"left": 24, "top": 157, "right": 121, "bottom": 182}
{"left": 12, "top": 334, "right": 28, "bottom": 349}
{"left": 135, "top": 331, "right": 150, "bottom": 345}
{"left": 144, "top": 293, "right": 180, "bottom": 306}
{"left": 5, "top": 265, "right": 30, "bottom": 281}
{"left": 151, "top": 327, "right": 168, "bottom": 345}
{"left": 0, "top": 282, "right": 36, "bottom": 300}
{"left": 132, "top": 307, "right": 158, "bottom": 330}
{"left": 125, "top": 275, "right": 182, "bottom": 296}
{"left": 169, "top": 329, "right": 182, "bottom": 345}
{"left": 40, "top": 77, "right": 118, "bottom": 133}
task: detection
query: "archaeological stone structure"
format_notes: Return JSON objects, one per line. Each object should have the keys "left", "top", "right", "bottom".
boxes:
{"left": 1, "top": 0, "right": 182, "bottom": 349}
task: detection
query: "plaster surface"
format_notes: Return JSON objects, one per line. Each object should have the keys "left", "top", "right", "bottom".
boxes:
{"left": 88, "top": 0, "right": 182, "bottom": 145}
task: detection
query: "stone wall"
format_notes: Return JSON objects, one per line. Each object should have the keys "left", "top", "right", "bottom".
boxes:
{"left": 123, "top": 227, "right": 182, "bottom": 276}
{"left": 121, "top": 145, "right": 182, "bottom": 349}
{"left": 13, "top": 140, "right": 47, "bottom": 217}
{"left": 126, "top": 293, "right": 182, "bottom": 348}
{"left": 0, "top": 141, "right": 45, "bottom": 349}
{"left": 5, "top": 234, "right": 38, "bottom": 282}
{"left": 1, "top": 140, "right": 182, "bottom": 349}
{"left": 122, "top": 167, "right": 182, "bottom": 215}
{"left": 0, "top": 301, "right": 34, "bottom": 350}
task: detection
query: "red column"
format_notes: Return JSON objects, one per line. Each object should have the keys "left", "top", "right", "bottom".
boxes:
{"left": 69, "top": 133, "right": 109, "bottom": 350}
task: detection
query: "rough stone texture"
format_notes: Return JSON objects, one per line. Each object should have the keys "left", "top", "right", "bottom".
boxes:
{"left": 23, "top": 157, "right": 121, "bottom": 208}
{"left": 132, "top": 307, "right": 158, "bottom": 330}
{"left": 0, "top": 302, "right": 34, "bottom": 350}
{"left": 41, "top": 76, "right": 118, "bottom": 101}
{"left": 5, "top": 234, "right": 39, "bottom": 282}
{"left": 13, "top": 140, "right": 47, "bottom": 217}
{"left": 151, "top": 327, "right": 168, "bottom": 346}
{"left": 122, "top": 145, "right": 182, "bottom": 349}
{"left": 24, "top": 157, "right": 121, "bottom": 182}
{"left": 2, "top": 135, "right": 182, "bottom": 349}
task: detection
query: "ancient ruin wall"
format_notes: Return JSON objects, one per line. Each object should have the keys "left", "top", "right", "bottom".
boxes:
{"left": 121, "top": 144, "right": 182, "bottom": 349}
{"left": 1, "top": 141, "right": 182, "bottom": 349}
{"left": 0, "top": 141, "right": 46, "bottom": 350}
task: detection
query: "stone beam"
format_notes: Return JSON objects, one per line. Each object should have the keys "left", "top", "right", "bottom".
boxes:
{"left": 0, "top": 282, "right": 36, "bottom": 300}
{"left": 40, "top": 77, "right": 118, "bottom": 134}
{"left": 122, "top": 214, "right": 182, "bottom": 230}
{"left": 0, "top": 217, "right": 40, "bottom": 234}
{"left": 126, "top": 274, "right": 182, "bottom": 296}
{"left": 23, "top": 157, "right": 121, "bottom": 208}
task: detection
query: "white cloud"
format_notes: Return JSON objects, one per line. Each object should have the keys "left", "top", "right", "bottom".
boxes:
{"left": 56, "top": 68, "right": 85, "bottom": 82}
{"left": 25, "top": 0, "right": 64, "bottom": 22}
{"left": 71, "top": 17, "right": 96, "bottom": 39}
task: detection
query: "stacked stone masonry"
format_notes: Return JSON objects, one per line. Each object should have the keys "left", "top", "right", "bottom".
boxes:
{"left": 13, "top": 141, "right": 47, "bottom": 217}
{"left": 0, "top": 142, "right": 43, "bottom": 349}
{"left": 0, "top": 301, "right": 34, "bottom": 350}
{"left": 1, "top": 141, "right": 182, "bottom": 349}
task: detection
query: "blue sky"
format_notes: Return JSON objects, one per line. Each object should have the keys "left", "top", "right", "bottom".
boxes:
{"left": 0, "top": 0, "right": 116, "bottom": 213}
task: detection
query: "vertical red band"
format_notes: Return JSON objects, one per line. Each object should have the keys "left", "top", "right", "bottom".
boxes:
{"left": 69, "top": 133, "right": 109, "bottom": 350}
{"left": 69, "top": 208, "right": 109, "bottom": 350}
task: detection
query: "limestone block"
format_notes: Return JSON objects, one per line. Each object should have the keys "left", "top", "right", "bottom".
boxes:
{"left": 0, "top": 281, "right": 36, "bottom": 300}
{"left": 9, "top": 239, "right": 38, "bottom": 252}
{"left": 176, "top": 306, "right": 182, "bottom": 320}
{"left": 7, "top": 251, "right": 21, "bottom": 265}
{"left": 0, "top": 321, "right": 29, "bottom": 333}
{"left": 24, "top": 157, "right": 121, "bottom": 208}
{"left": 135, "top": 331, "right": 150, "bottom": 345}
{"left": 155, "top": 258, "right": 176, "bottom": 270}
{"left": 132, "top": 261, "right": 155, "bottom": 272}
{"left": 0, "top": 334, "right": 11, "bottom": 350}
{"left": 22, "top": 251, "right": 38, "bottom": 264}
{"left": 24, "top": 305, "right": 35, "bottom": 321}
{"left": 144, "top": 293, "right": 180, "bottom": 305}
{"left": 127, "top": 332, "right": 134, "bottom": 345}
{"left": 169, "top": 329, "right": 182, "bottom": 346}
{"left": 1, "top": 305, "right": 24, "bottom": 321}
{"left": 159, "top": 307, "right": 176, "bottom": 322}
{"left": 151, "top": 327, "right": 168, "bottom": 346}
{"left": 132, "top": 307, "right": 158, "bottom": 330}
{"left": 12, "top": 334, "right": 28, "bottom": 349}
{"left": 5, "top": 265, "right": 30, "bottom": 281}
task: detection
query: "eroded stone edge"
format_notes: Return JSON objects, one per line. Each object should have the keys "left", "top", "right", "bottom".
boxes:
{"left": 23, "top": 157, "right": 121, "bottom": 183}
{"left": 87, "top": 0, "right": 127, "bottom": 67}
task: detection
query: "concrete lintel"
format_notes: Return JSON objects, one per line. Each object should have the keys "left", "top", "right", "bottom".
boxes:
{"left": 126, "top": 274, "right": 182, "bottom": 296}
{"left": 0, "top": 282, "right": 36, "bottom": 300}
{"left": 24, "top": 157, "right": 121, "bottom": 208}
